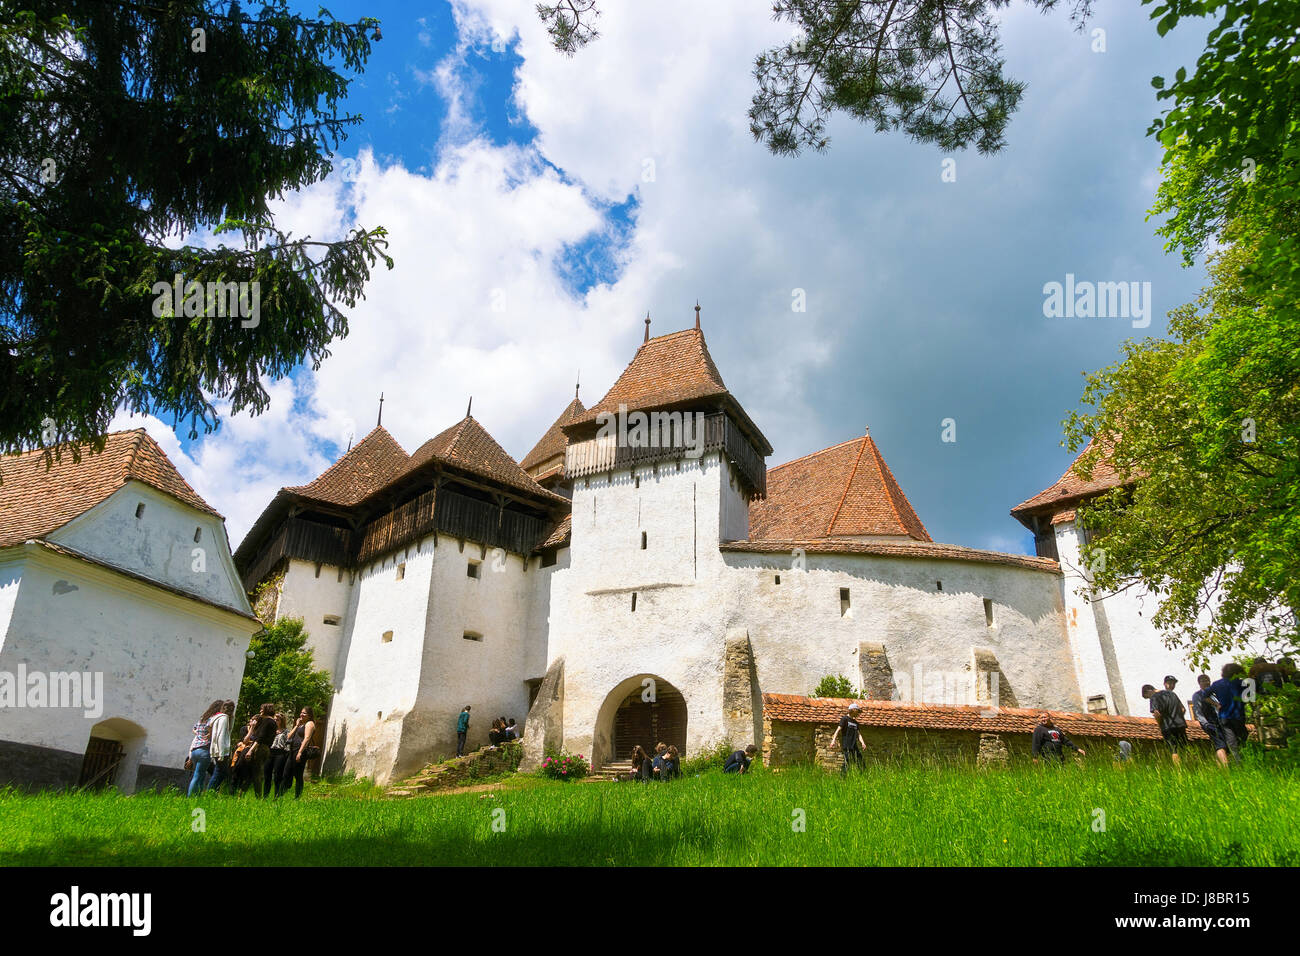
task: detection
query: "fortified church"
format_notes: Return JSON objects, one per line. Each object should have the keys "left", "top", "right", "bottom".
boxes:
{"left": 235, "top": 311, "right": 1226, "bottom": 783}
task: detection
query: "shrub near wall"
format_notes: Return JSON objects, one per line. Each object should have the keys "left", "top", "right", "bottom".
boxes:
{"left": 538, "top": 750, "right": 589, "bottom": 781}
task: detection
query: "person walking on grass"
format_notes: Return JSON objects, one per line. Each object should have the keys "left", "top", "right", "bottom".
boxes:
{"left": 1191, "top": 674, "right": 1230, "bottom": 767}
{"left": 278, "top": 706, "right": 317, "bottom": 799}
{"left": 264, "top": 712, "right": 289, "bottom": 798}
{"left": 1143, "top": 677, "right": 1188, "bottom": 767}
{"left": 242, "top": 703, "right": 278, "bottom": 797}
{"left": 186, "top": 700, "right": 222, "bottom": 797}
{"left": 204, "top": 700, "right": 234, "bottom": 793}
{"left": 1031, "top": 712, "right": 1085, "bottom": 765}
{"left": 723, "top": 744, "right": 758, "bottom": 774}
{"left": 829, "top": 703, "right": 866, "bottom": 776}
{"left": 1210, "top": 663, "right": 1249, "bottom": 763}
{"left": 456, "top": 705, "right": 471, "bottom": 757}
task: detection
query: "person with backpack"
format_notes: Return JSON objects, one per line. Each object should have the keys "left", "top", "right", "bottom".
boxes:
{"left": 828, "top": 703, "right": 866, "bottom": 776}
{"left": 186, "top": 700, "right": 222, "bottom": 796}
{"left": 1031, "top": 712, "right": 1085, "bottom": 765}
{"left": 1143, "top": 677, "right": 1188, "bottom": 766}
{"left": 1209, "top": 663, "right": 1250, "bottom": 762}
{"left": 241, "top": 703, "right": 278, "bottom": 797}
{"left": 1191, "top": 674, "right": 1229, "bottom": 767}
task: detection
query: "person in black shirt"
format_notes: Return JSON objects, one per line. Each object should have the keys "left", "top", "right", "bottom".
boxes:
{"left": 723, "top": 745, "right": 758, "bottom": 774}
{"left": 1143, "top": 676, "right": 1188, "bottom": 766}
{"left": 1031, "top": 712, "right": 1085, "bottom": 765}
{"left": 829, "top": 704, "right": 866, "bottom": 776}
{"left": 241, "top": 702, "right": 279, "bottom": 797}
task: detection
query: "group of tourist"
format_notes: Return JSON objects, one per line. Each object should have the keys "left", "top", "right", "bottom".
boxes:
{"left": 454, "top": 705, "right": 523, "bottom": 756}
{"left": 629, "top": 743, "right": 682, "bottom": 781}
{"left": 1145, "top": 658, "right": 1297, "bottom": 765}
{"left": 186, "top": 701, "right": 318, "bottom": 798}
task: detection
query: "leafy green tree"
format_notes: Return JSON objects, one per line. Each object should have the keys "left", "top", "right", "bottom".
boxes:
{"left": 1, "top": 1, "right": 392, "bottom": 455}
{"left": 237, "top": 617, "right": 333, "bottom": 729}
{"left": 1064, "top": 236, "right": 1298, "bottom": 667}
{"left": 540, "top": 1, "right": 1094, "bottom": 155}
{"left": 812, "top": 674, "right": 860, "bottom": 698}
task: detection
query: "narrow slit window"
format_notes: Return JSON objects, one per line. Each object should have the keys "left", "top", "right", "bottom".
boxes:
{"left": 135, "top": 502, "right": 146, "bottom": 519}
{"left": 936, "top": 580, "right": 943, "bottom": 591}
{"left": 775, "top": 574, "right": 781, "bottom": 585}
{"left": 984, "top": 598, "right": 995, "bottom": 627}
{"left": 640, "top": 531, "right": 647, "bottom": 550}
{"left": 840, "top": 588, "right": 851, "bottom": 616}
{"left": 396, "top": 562, "right": 406, "bottom": 581}
{"left": 631, "top": 592, "right": 637, "bottom": 612}
{"left": 193, "top": 527, "right": 202, "bottom": 543}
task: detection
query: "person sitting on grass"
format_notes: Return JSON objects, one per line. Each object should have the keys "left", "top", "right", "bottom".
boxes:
{"left": 631, "top": 745, "right": 652, "bottom": 782}
{"left": 662, "top": 745, "right": 682, "bottom": 781}
{"left": 828, "top": 703, "right": 865, "bottom": 776}
{"left": 1031, "top": 712, "right": 1085, "bottom": 765}
{"left": 1116, "top": 739, "right": 1133, "bottom": 764}
{"left": 723, "top": 744, "right": 758, "bottom": 774}
{"left": 1143, "top": 677, "right": 1188, "bottom": 767}
{"left": 651, "top": 742, "right": 668, "bottom": 780}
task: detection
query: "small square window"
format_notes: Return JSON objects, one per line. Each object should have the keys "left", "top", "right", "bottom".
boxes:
{"left": 381, "top": 630, "right": 394, "bottom": 643}
{"left": 1086, "top": 695, "right": 1108, "bottom": 714}
{"left": 775, "top": 574, "right": 781, "bottom": 585}
{"left": 323, "top": 615, "right": 341, "bottom": 626}
{"left": 467, "top": 561, "right": 481, "bottom": 579}
{"left": 463, "top": 631, "right": 483, "bottom": 642}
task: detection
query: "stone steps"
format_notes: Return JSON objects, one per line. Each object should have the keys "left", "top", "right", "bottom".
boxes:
{"left": 384, "top": 742, "right": 522, "bottom": 797}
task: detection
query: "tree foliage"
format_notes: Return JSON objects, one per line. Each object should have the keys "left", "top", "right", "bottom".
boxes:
{"left": 0, "top": 1, "right": 392, "bottom": 457}
{"left": 813, "top": 674, "right": 861, "bottom": 698}
{"left": 236, "top": 616, "right": 333, "bottom": 730}
{"left": 539, "top": 0, "right": 1093, "bottom": 155}
{"left": 1061, "top": 0, "right": 1300, "bottom": 666}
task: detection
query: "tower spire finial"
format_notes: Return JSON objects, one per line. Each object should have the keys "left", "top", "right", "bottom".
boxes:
{"left": 466, "top": 396, "right": 473, "bottom": 418}
{"left": 644, "top": 312, "right": 650, "bottom": 343}
{"left": 575, "top": 369, "right": 581, "bottom": 400}
{"left": 694, "top": 300, "right": 701, "bottom": 330}
{"left": 377, "top": 392, "right": 384, "bottom": 427}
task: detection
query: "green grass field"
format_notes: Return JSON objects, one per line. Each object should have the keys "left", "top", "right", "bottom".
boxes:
{"left": 2, "top": 762, "right": 1297, "bottom": 866}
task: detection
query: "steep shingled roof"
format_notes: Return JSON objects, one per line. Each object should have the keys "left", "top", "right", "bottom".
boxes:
{"left": 284, "top": 426, "right": 409, "bottom": 508}
{"left": 723, "top": 538, "right": 1057, "bottom": 573}
{"left": 571, "top": 328, "right": 728, "bottom": 426}
{"left": 749, "top": 432, "right": 930, "bottom": 542}
{"left": 520, "top": 395, "right": 585, "bottom": 472}
{"left": 1011, "top": 437, "right": 1132, "bottom": 528}
{"left": 406, "top": 415, "right": 560, "bottom": 501}
{"left": 0, "top": 429, "right": 219, "bottom": 549}
{"left": 762, "top": 694, "right": 1209, "bottom": 742}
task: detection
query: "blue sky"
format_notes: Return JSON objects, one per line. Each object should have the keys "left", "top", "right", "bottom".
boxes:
{"left": 133, "top": 0, "right": 1216, "bottom": 553}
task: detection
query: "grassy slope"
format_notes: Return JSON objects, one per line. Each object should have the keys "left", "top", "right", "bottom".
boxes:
{"left": 2, "top": 763, "right": 1296, "bottom": 866}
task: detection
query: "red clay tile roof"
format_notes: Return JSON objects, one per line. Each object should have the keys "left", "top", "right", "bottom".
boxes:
{"left": 750, "top": 432, "right": 930, "bottom": 542}
{"left": 1011, "top": 437, "right": 1135, "bottom": 528}
{"left": 722, "top": 538, "right": 1059, "bottom": 573}
{"left": 762, "top": 694, "right": 1209, "bottom": 742}
{"left": 566, "top": 326, "right": 773, "bottom": 454}
{"left": 521, "top": 395, "right": 585, "bottom": 472}
{"left": 406, "top": 416, "right": 562, "bottom": 502}
{"left": 538, "top": 513, "right": 571, "bottom": 550}
{"left": 0, "top": 429, "right": 219, "bottom": 549}
{"left": 285, "top": 426, "right": 409, "bottom": 508}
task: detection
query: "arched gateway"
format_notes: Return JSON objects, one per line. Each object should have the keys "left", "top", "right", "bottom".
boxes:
{"left": 593, "top": 675, "right": 687, "bottom": 769}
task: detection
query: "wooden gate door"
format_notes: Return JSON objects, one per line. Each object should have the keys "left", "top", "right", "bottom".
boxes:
{"left": 78, "top": 737, "right": 125, "bottom": 789}
{"left": 612, "top": 686, "right": 687, "bottom": 758}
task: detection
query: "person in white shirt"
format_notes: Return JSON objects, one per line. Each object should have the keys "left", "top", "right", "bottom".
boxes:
{"left": 204, "top": 700, "right": 234, "bottom": 793}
